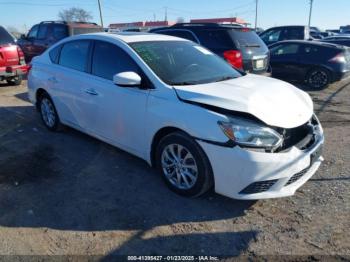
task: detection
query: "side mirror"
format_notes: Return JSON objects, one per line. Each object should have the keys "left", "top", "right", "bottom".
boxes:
{"left": 20, "top": 34, "right": 27, "bottom": 40}
{"left": 113, "top": 72, "right": 141, "bottom": 87}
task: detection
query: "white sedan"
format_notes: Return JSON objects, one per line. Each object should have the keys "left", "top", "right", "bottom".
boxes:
{"left": 28, "top": 32, "right": 324, "bottom": 200}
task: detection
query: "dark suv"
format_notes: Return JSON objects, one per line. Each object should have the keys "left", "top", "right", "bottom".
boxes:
{"left": 17, "top": 21, "right": 103, "bottom": 62}
{"left": 259, "top": 26, "right": 312, "bottom": 46}
{"left": 150, "top": 23, "right": 270, "bottom": 74}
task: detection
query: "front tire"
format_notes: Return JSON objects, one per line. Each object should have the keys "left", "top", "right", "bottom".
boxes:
{"left": 306, "top": 68, "right": 330, "bottom": 90}
{"left": 38, "top": 93, "right": 61, "bottom": 131}
{"left": 155, "top": 131, "right": 213, "bottom": 197}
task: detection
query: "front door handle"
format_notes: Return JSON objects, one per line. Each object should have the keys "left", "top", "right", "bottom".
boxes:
{"left": 85, "top": 88, "right": 98, "bottom": 96}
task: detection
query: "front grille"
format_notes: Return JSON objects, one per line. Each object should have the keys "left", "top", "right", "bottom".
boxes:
{"left": 273, "top": 115, "right": 320, "bottom": 152}
{"left": 239, "top": 179, "right": 278, "bottom": 194}
{"left": 285, "top": 168, "right": 309, "bottom": 186}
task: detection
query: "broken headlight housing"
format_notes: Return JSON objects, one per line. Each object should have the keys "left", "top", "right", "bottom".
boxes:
{"left": 218, "top": 117, "right": 283, "bottom": 150}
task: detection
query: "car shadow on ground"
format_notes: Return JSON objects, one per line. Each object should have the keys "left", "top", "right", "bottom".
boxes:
{"left": 0, "top": 104, "right": 257, "bottom": 255}
{"left": 14, "top": 91, "right": 30, "bottom": 103}
{"left": 103, "top": 231, "right": 257, "bottom": 257}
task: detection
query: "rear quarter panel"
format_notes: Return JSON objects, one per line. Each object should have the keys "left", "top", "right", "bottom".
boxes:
{"left": 27, "top": 56, "right": 53, "bottom": 105}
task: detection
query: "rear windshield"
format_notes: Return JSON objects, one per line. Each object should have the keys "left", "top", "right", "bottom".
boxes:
{"left": 230, "top": 29, "right": 266, "bottom": 49}
{"left": 0, "top": 26, "right": 15, "bottom": 45}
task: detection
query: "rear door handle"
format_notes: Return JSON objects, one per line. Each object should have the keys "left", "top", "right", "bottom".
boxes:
{"left": 85, "top": 88, "right": 98, "bottom": 96}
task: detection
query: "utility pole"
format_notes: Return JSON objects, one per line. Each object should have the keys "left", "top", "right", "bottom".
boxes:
{"left": 308, "top": 0, "right": 314, "bottom": 28}
{"left": 98, "top": 0, "right": 104, "bottom": 28}
{"left": 255, "top": 0, "right": 258, "bottom": 30}
{"left": 164, "top": 6, "right": 168, "bottom": 22}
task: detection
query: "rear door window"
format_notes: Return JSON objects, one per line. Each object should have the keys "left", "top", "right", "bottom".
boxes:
{"left": 52, "top": 24, "right": 68, "bottom": 40}
{"left": 59, "top": 40, "right": 90, "bottom": 72}
{"left": 303, "top": 45, "right": 319, "bottom": 54}
{"left": 0, "top": 26, "right": 15, "bottom": 45}
{"left": 37, "top": 24, "right": 49, "bottom": 40}
{"left": 271, "top": 44, "right": 300, "bottom": 56}
{"left": 91, "top": 41, "right": 140, "bottom": 80}
{"left": 157, "top": 30, "right": 198, "bottom": 43}
{"left": 195, "top": 29, "right": 235, "bottom": 50}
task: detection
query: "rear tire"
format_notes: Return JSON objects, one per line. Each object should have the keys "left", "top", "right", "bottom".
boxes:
{"left": 305, "top": 68, "right": 330, "bottom": 90}
{"left": 38, "top": 93, "right": 62, "bottom": 132}
{"left": 7, "top": 75, "right": 23, "bottom": 86}
{"left": 155, "top": 131, "right": 213, "bottom": 197}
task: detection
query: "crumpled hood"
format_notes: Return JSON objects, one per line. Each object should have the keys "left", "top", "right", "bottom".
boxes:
{"left": 174, "top": 74, "right": 313, "bottom": 129}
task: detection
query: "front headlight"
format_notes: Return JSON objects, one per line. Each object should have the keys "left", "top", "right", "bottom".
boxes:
{"left": 218, "top": 118, "right": 283, "bottom": 149}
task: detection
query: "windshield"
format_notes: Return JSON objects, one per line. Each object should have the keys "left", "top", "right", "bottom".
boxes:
{"left": 130, "top": 41, "right": 241, "bottom": 85}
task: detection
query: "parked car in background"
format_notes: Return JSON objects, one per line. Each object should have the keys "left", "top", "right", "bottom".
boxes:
{"left": 326, "top": 29, "right": 340, "bottom": 34}
{"left": 260, "top": 26, "right": 311, "bottom": 46}
{"left": 310, "top": 27, "right": 324, "bottom": 39}
{"left": 310, "top": 31, "right": 323, "bottom": 40}
{"left": 0, "top": 26, "right": 27, "bottom": 85}
{"left": 150, "top": 23, "right": 270, "bottom": 74}
{"left": 28, "top": 33, "right": 324, "bottom": 200}
{"left": 340, "top": 26, "right": 350, "bottom": 34}
{"left": 254, "top": 27, "right": 264, "bottom": 34}
{"left": 269, "top": 40, "right": 350, "bottom": 89}
{"left": 17, "top": 21, "right": 103, "bottom": 62}
{"left": 321, "top": 35, "right": 350, "bottom": 47}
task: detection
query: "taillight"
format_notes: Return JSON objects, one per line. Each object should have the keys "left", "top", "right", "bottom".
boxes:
{"left": 27, "top": 63, "right": 32, "bottom": 72}
{"left": 17, "top": 46, "right": 26, "bottom": 65}
{"left": 223, "top": 50, "right": 243, "bottom": 70}
{"left": 329, "top": 53, "right": 346, "bottom": 63}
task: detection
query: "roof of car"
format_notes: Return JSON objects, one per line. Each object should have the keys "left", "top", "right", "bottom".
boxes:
{"left": 324, "top": 35, "right": 350, "bottom": 39}
{"left": 265, "top": 25, "right": 307, "bottom": 30}
{"left": 271, "top": 40, "right": 345, "bottom": 49}
{"left": 151, "top": 23, "right": 247, "bottom": 31}
{"left": 38, "top": 21, "right": 102, "bottom": 28}
{"left": 79, "top": 32, "right": 190, "bottom": 43}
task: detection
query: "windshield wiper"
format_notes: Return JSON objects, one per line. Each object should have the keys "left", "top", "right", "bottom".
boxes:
{"left": 243, "top": 44, "right": 260, "bottom": 48}
{"left": 214, "top": 76, "right": 235, "bottom": 82}
{"left": 170, "top": 81, "right": 199, "bottom": 86}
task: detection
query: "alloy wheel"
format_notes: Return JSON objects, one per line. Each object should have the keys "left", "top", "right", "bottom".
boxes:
{"left": 161, "top": 144, "right": 198, "bottom": 190}
{"left": 309, "top": 70, "right": 328, "bottom": 89}
{"left": 40, "top": 98, "right": 56, "bottom": 128}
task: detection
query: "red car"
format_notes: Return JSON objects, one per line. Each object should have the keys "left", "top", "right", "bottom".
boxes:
{"left": 0, "top": 26, "right": 27, "bottom": 85}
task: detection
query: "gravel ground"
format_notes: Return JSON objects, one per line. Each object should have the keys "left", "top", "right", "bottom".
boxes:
{"left": 0, "top": 79, "right": 349, "bottom": 259}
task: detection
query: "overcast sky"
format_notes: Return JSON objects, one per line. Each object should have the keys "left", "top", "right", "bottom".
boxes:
{"left": 0, "top": 0, "right": 349, "bottom": 31}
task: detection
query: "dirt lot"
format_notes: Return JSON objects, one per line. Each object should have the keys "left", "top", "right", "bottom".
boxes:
{"left": 0, "top": 79, "right": 349, "bottom": 259}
